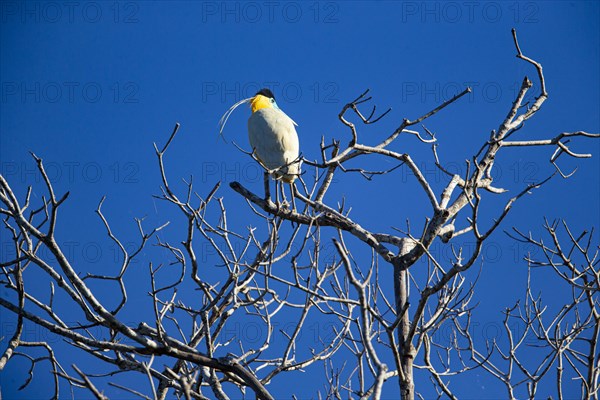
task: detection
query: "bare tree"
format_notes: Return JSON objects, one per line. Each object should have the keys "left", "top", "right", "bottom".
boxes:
{"left": 449, "top": 219, "right": 599, "bottom": 399}
{"left": 0, "top": 30, "right": 598, "bottom": 399}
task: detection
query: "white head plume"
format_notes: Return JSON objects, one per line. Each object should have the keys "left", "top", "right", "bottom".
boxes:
{"left": 218, "top": 97, "right": 251, "bottom": 142}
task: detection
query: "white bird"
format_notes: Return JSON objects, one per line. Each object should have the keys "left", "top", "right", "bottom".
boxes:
{"left": 247, "top": 88, "right": 300, "bottom": 183}
{"left": 219, "top": 88, "right": 301, "bottom": 205}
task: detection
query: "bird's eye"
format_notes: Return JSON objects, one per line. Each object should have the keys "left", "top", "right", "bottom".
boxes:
{"left": 270, "top": 98, "right": 275, "bottom": 103}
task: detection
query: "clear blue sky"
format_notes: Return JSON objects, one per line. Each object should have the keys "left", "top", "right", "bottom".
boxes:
{"left": 1, "top": 1, "right": 599, "bottom": 399}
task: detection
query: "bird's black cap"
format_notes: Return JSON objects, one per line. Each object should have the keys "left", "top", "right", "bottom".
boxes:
{"left": 255, "top": 88, "right": 275, "bottom": 100}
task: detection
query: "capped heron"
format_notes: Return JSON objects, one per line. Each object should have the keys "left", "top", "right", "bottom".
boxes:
{"left": 219, "top": 88, "right": 301, "bottom": 207}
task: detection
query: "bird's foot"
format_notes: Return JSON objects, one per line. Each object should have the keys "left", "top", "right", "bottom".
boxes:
{"left": 265, "top": 197, "right": 277, "bottom": 211}
{"left": 273, "top": 199, "right": 291, "bottom": 215}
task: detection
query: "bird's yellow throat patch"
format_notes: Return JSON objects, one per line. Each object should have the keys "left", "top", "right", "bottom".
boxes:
{"left": 250, "top": 95, "right": 272, "bottom": 113}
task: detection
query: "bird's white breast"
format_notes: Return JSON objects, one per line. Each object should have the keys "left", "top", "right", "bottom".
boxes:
{"left": 248, "top": 108, "right": 300, "bottom": 181}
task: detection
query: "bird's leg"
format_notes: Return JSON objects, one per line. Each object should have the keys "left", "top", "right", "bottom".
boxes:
{"left": 274, "top": 179, "right": 282, "bottom": 212}
{"left": 290, "top": 182, "right": 297, "bottom": 212}
{"left": 279, "top": 181, "right": 291, "bottom": 209}
{"left": 263, "top": 172, "right": 271, "bottom": 202}
{"left": 279, "top": 181, "right": 286, "bottom": 205}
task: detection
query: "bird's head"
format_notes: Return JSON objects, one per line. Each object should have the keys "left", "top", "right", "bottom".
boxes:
{"left": 250, "top": 88, "right": 279, "bottom": 113}
{"left": 219, "top": 88, "right": 291, "bottom": 141}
